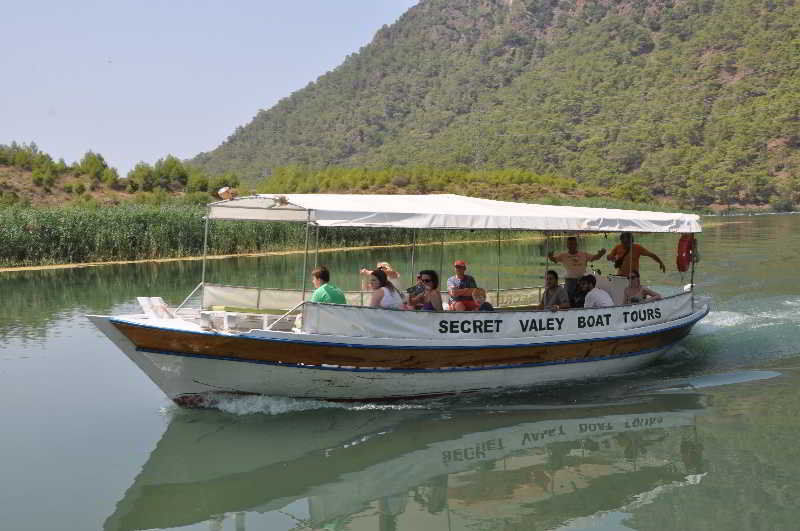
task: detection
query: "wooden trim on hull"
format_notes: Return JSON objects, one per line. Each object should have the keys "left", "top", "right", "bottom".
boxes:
{"left": 111, "top": 317, "right": 700, "bottom": 370}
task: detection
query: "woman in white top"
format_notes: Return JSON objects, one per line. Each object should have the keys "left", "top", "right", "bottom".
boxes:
{"left": 360, "top": 261, "right": 404, "bottom": 292}
{"left": 368, "top": 269, "right": 405, "bottom": 309}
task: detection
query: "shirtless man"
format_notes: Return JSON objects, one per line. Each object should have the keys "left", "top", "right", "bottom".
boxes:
{"left": 607, "top": 233, "right": 666, "bottom": 276}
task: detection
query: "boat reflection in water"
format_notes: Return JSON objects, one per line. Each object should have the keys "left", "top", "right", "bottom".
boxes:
{"left": 105, "top": 393, "right": 706, "bottom": 531}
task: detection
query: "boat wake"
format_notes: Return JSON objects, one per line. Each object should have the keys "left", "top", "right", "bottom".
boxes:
{"left": 693, "top": 310, "right": 752, "bottom": 334}
{"left": 208, "top": 394, "right": 345, "bottom": 415}
{"left": 197, "top": 393, "right": 434, "bottom": 416}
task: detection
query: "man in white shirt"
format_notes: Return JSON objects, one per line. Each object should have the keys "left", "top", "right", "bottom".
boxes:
{"left": 580, "top": 275, "right": 614, "bottom": 308}
{"left": 548, "top": 236, "right": 605, "bottom": 305}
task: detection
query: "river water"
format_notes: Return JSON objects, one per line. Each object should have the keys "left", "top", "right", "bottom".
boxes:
{"left": 2, "top": 214, "right": 799, "bottom": 531}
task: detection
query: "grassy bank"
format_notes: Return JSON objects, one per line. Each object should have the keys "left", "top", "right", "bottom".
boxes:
{"left": 0, "top": 204, "right": 529, "bottom": 268}
{"left": 0, "top": 198, "right": 702, "bottom": 268}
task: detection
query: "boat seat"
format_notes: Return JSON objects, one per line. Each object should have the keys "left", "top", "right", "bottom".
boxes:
{"left": 137, "top": 297, "right": 176, "bottom": 319}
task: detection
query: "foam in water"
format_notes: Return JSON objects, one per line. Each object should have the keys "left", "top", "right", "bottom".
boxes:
{"left": 210, "top": 394, "right": 347, "bottom": 416}
{"left": 692, "top": 310, "right": 752, "bottom": 335}
{"left": 205, "top": 393, "right": 431, "bottom": 416}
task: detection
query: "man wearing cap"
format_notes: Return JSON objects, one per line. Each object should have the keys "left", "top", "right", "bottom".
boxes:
{"left": 447, "top": 260, "right": 479, "bottom": 311}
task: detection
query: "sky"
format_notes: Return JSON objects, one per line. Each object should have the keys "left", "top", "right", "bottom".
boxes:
{"left": 0, "top": 0, "right": 419, "bottom": 176}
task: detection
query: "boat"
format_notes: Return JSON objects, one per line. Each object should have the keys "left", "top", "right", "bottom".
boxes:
{"left": 88, "top": 194, "right": 709, "bottom": 404}
{"left": 103, "top": 392, "right": 706, "bottom": 531}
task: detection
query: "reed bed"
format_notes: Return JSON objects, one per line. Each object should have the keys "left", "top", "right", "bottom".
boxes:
{"left": 0, "top": 205, "right": 523, "bottom": 267}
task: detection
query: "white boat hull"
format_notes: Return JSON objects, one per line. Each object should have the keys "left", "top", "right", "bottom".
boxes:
{"left": 89, "top": 303, "right": 708, "bottom": 402}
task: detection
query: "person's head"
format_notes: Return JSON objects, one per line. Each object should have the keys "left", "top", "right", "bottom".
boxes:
{"left": 579, "top": 274, "right": 596, "bottom": 291}
{"left": 453, "top": 260, "right": 467, "bottom": 276}
{"left": 473, "top": 287, "right": 487, "bottom": 304}
{"left": 620, "top": 233, "right": 633, "bottom": 248}
{"left": 545, "top": 270, "right": 559, "bottom": 288}
{"left": 311, "top": 266, "right": 330, "bottom": 288}
{"left": 370, "top": 268, "right": 389, "bottom": 289}
{"left": 567, "top": 236, "right": 578, "bottom": 253}
{"left": 418, "top": 269, "right": 439, "bottom": 290}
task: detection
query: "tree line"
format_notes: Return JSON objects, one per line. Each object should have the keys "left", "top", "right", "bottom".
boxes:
{"left": 0, "top": 142, "right": 240, "bottom": 206}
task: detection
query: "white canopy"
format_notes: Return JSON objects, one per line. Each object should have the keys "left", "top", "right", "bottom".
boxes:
{"left": 208, "top": 194, "right": 701, "bottom": 233}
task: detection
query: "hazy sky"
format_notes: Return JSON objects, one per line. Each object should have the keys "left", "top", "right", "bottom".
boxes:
{"left": 1, "top": 1, "right": 418, "bottom": 175}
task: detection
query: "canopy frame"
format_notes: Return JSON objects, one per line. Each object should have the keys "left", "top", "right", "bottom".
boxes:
{"left": 207, "top": 194, "right": 702, "bottom": 234}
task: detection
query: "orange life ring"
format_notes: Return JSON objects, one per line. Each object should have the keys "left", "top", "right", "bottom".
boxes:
{"left": 676, "top": 234, "right": 694, "bottom": 272}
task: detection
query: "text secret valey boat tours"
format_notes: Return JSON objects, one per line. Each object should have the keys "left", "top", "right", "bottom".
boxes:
{"left": 88, "top": 194, "right": 708, "bottom": 405}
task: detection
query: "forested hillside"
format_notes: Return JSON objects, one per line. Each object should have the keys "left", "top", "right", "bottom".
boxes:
{"left": 192, "top": 0, "right": 800, "bottom": 209}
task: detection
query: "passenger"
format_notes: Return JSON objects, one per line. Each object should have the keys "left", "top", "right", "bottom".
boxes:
{"left": 538, "top": 270, "right": 570, "bottom": 312}
{"left": 548, "top": 236, "right": 606, "bottom": 305}
{"left": 581, "top": 274, "right": 614, "bottom": 308}
{"left": 623, "top": 271, "right": 662, "bottom": 304}
{"left": 310, "top": 266, "right": 346, "bottom": 305}
{"left": 606, "top": 233, "right": 666, "bottom": 276}
{"left": 360, "top": 261, "right": 403, "bottom": 291}
{"left": 572, "top": 279, "right": 589, "bottom": 308}
{"left": 368, "top": 268, "right": 405, "bottom": 309}
{"left": 472, "top": 288, "right": 494, "bottom": 312}
{"left": 405, "top": 274, "right": 426, "bottom": 310}
{"left": 415, "top": 270, "right": 443, "bottom": 311}
{"left": 447, "top": 260, "right": 479, "bottom": 311}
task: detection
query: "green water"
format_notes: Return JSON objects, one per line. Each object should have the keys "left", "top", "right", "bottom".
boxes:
{"left": 2, "top": 214, "right": 800, "bottom": 530}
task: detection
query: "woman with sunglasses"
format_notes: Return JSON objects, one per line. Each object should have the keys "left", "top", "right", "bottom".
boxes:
{"left": 414, "top": 270, "right": 443, "bottom": 311}
{"left": 623, "top": 271, "right": 662, "bottom": 304}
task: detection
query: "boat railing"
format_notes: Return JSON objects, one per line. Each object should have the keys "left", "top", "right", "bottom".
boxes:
{"left": 200, "top": 282, "right": 545, "bottom": 312}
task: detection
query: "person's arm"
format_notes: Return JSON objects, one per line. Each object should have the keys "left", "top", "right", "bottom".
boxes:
{"left": 640, "top": 246, "right": 666, "bottom": 272}
{"left": 589, "top": 249, "right": 606, "bottom": 261}
{"left": 643, "top": 287, "right": 662, "bottom": 300}
{"left": 430, "top": 291, "right": 443, "bottom": 311}
{"left": 369, "top": 289, "right": 383, "bottom": 307}
{"left": 606, "top": 245, "right": 619, "bottom": 261}
{"left": 547, "top": 251, "right": 558, "bottom": 264}
{"left": 550, "top": 289, "right": 571, "bottom": 311}
{"left": 448, "top": 277, "right": 476, "bottom": 297}
{"left": 407, "top": 292, "right": 423, "bottom": 306}
{"left": 310, "top": 288, "right": 323, "bottom": 303}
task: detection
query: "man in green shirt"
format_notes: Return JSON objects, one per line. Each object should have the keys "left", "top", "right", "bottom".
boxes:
{"left": 310, "top": 266, "right": 347, "bottom": 304}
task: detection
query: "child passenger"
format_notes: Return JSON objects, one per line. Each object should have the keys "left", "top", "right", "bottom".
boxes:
{"left": 472, "top": 288, "right": 494, "bottom": 312}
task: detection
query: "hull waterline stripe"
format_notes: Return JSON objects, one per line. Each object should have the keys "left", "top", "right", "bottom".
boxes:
{"left": 112, "top": 305, "right": 708, "bottom": 352}
{"left": 135, "top": 339, "right": 683, "bottom": 374}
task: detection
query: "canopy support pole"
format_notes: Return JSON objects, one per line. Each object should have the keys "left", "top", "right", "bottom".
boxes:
{"left": 496, "top": 230, "right": 502, "bottom": 307}
{"left": 313, "top": 224, "right": 320, "bottom": 268}
{"left": 439, "top": 231, "right": 445, "bottom": 285}
{"left": 301, "top": 214, "right": 311, "bottom": 301}
{"left": 690, "top": 235, "right": 697, "bottom": 311}
{"left": 543, "top": 233, "right": 549, "bottom": 305}
{"left": 410, "top": 229, "right": 417, "bottom": 285}
{"left": 176, "top": 282, "right": 203, "bottom": 312}
{"left": 200, "top": 207, "right": 210, "bottom": 308}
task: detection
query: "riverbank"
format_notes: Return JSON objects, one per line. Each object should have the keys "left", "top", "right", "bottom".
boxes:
{"left": 0, "top": 234, "right": 557, "bottom": 273}
{"left": 0, "top": 200, "right": 614, "bottom": 268}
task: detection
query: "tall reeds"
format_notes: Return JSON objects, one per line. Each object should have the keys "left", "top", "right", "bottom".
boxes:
{"left": 0, "top": 205, "right": 504, "bottom": 267}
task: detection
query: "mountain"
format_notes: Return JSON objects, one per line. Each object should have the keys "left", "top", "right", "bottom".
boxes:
{"left": 191, "top": 0, "right": 800, "bottom": 208}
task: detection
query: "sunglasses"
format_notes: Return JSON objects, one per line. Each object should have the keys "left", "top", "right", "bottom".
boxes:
{"left": 421, "top": 278, "right": 433, "bottom": 283}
